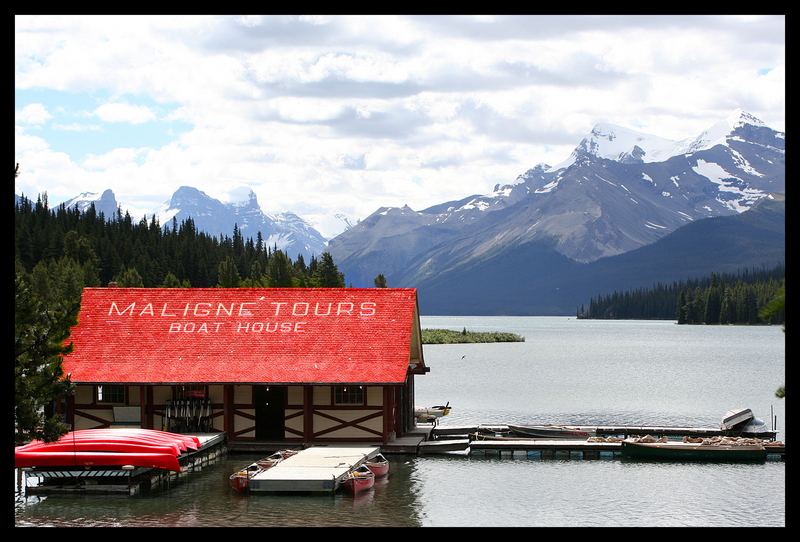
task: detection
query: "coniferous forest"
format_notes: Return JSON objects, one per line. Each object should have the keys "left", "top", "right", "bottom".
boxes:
{"left": 14, "top": 192, "right": 346, "bottom": 443}
{"left": 577, "top": 265, "right": 785, "bottom": 325}
{"left": 15, "top": 193, "right": 346, "bottom": 292}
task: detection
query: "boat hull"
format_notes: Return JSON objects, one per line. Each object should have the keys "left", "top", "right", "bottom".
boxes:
{"left": 365, "top": 460, "right": 389, "bottom": 477}
{"left": 229, "top": 472, "right": 251, "bottom": 493}
{"left": 342, "top": 474, "right": 375, "bottom": 494}
{"left": 14, "top": 429, "right": 197, "bottom": 472}
{"left": 621, "top": 442, "right": 766, "bottom": 462}
{"left": 15, "top": 450, "right": 181, "bottom": 471}
{"left": 508, "top": 424, "right": 595, "bottom": 439}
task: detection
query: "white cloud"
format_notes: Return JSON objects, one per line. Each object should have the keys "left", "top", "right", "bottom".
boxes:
{"left": 13, "top": 15, "right": 785, "bottom": 238}
{"left": 93, "top": 102, "right": 156, "bottom": 124}
{"left": 16, "top": 103, "right": 52, "bottom": 124}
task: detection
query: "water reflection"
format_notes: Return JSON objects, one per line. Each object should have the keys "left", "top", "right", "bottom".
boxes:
{"left": 15, "top": 454, "right": 424, "bottom": 527}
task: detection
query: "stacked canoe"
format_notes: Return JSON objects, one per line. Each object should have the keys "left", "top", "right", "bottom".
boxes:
{"left": 15, "top": 428, "right": 200, "bottom": 472}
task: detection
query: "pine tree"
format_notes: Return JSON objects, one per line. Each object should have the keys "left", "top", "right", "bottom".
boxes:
{"left": 374, "top": 274, "right": 388, "bottom": 288}
{"left": 313, "top": 252, "right": 345, "bottom": 287}
{"left": 217, "top": 256, "right": 241, "bottom": 288}
{"left": 267, "top": 250, "right": 293, "bottom": 287}
{"left": 113, "top": 266, "right": 144, "bottom": 287}
{"left": 15, "top": 271, "right": 75, "bottom": 444}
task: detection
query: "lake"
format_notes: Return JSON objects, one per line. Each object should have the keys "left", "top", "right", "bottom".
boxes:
{"left": 14, "top": 317, "right": 785, "bottom": 527}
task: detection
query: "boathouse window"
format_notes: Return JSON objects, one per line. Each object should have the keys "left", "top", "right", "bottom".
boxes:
{"left": 333, "top": 385, "right": 365, "bottom": 405}
{"left": 97, "top": 384, "right": 126, "bottom": 404}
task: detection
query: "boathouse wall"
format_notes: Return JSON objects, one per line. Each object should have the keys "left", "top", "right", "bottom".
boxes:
{"left": 62, "top": 288, "right": 425, "bottom": 444}
{"left": 70, "top": 379, "right": 411, "bottom": 444}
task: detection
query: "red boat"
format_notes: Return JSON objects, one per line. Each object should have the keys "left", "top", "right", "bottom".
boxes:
{"left": 14, "top": 429, "right": 193, "bottom": 472}
{"left": 229, "top": 449, "right": 298, "bottom": 493}
{"left": 365, "top": 453, "right": 389, "bottom": 477}
{"left": 15, "top": 450, "right": 181, "bottom": 471}
{"left": 342, "top": 465, "right": 375, "bottom": 494}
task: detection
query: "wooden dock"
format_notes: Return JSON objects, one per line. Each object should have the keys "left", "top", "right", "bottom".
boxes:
{"left": 247, "top": 446, "right": 380, "bottom": 493}
{"left": 468, "top": 439, "right": 785, "bottom": 460}
{"left": 23, "top": 432, "right": 228, "bottom": 496}
{"left": 432, "top": 424, "right": 778, "bottom": 440}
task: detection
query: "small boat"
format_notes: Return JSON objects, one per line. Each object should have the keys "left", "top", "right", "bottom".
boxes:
{"left": 342, "top": 464, "right": 375, "bottom": 494}
{"left": 229, "top": 449, "right": 298, "bottom": 493}
{"left": 621, "top": 441, "right": 767, "bottom": 462}
{"left": 365, "top": 453, "right": 389, "bottom": 477}
{"left": 508, "top": 424, "right": 595, "bottom": 439}
{"left": 415, "top": 402, "right": 451, "bottom": 423}
{"left": 720, "top": 408, "right": 754, "bottom": 430}
{"left": 14, "top": 450, "right": 182, "bottom": 471}
{"left": 14, "top": 429, "right": 192, "bottom": 472}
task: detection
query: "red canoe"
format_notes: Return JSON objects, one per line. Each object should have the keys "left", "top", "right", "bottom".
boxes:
{"left": 14, "top": 429, "right": 194, "bottom": 472}
{"left": 365, "top": 453, "right": 389, "bottom": 477}
{"left": 342, "top": 465, "right": 375, "bottom": 494}
{"left": 15, "top": 450, "right": 181, "bottom": 471}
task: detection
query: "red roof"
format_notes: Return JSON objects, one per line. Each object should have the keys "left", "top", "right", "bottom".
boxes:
{"left": 63, "top": 288, "right": 421, "bottom": 384}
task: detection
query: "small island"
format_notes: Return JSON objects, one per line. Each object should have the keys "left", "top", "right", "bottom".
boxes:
{"left": 422, "top": 328, "right": 525, "bottom": 344}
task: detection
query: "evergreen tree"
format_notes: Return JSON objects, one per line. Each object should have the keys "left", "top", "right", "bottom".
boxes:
{"left": 374, "top": 274, "right": 388, "bottom": 288}
{"left": 217, "top": 256, "right": 241, "bottom": 288}
{"left": 15, "top": 271, "right": 75, "bottom": 444}
{"left": 113, "top": 266, "right": 144, "bottom": 287}
{"left": 267, "top": 250, "right": 293, "bottom": 287}
{"left": 313, "top": 252, "right": 345, "bottom": 287}
{"left": 161, "top": 271, "right": 189, "bottom": 288}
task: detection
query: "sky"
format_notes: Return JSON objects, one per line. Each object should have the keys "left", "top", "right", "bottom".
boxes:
{"left": 14, "top": 15, "right": 785, "bottom": 239}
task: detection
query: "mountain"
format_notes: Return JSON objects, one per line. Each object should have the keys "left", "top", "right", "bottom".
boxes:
{"left": 156, "top": 186, "right": 328, "bottom": 262}
{"left": 58, "top": 189, "right": 120, "bottom": 218}
{"left": 328, "top": 109, "right": 784, "bottom": 293}
{"left": 416, "top": 196, "right": 785, "bottom": 315}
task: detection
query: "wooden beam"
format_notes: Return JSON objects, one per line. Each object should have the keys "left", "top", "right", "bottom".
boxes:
{"left": 303, "top": 385, "right": 313, "bottom": 443}
{"left": 383, "top": 386, "right": 392, "bottom": 444}
{"left": 224, "top": 385, "right": 234, "bottom": 437}
{"left": 139, "top": 385, "right": 147, "bottom": 428}
{"left": 146, "top": 386, "right": 154, "bottom": 429}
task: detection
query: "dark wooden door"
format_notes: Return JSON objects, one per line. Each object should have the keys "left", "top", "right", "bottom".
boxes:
{"left": 253, "top": 385, "right": 286, "bottom": 440}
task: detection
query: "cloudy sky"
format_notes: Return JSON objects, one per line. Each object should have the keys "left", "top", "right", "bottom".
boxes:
{"left": 14, "top": 15, "right": 785, "bottom": 239}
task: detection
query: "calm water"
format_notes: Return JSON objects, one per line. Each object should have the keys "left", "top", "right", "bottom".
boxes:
{"left": 15, "top": 317, "right": 785, "bottom": 527}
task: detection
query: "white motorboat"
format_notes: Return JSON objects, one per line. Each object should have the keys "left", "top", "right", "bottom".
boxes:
{"left": 720, "top": 408, "right": 754, "bottom": 430}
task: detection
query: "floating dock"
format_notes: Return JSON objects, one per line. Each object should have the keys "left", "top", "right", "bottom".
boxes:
{"left": 21, "top": 432, "right": 227, "bottom": 496}
{"left": 247, "top": 446, "right": 380, "bottom": 493}
{"left": 432, "top": 424, "right": 778, "bottom": 440}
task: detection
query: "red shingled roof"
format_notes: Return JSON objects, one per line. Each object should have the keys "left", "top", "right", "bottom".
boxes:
{"left": 62, "top": 288, "right": 421, "bottom": 384}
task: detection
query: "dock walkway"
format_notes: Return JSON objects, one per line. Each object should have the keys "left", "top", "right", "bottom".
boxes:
{"left": 248, "top": 446, "right": 380, "bottom": 493}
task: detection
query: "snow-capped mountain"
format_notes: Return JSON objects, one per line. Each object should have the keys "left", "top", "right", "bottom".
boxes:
{"left": 59, "top": 189, "right": 120, "bottom": 218}
{"left": 156, "top": 186, "right": 328, "bottom": 262}
{"left": 328, "top": 109, "right": 784, "bottom": 288}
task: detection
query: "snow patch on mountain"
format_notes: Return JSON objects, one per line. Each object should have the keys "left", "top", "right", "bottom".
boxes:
{"left": 691, "top": 159, "right": 766, "bottom": 212}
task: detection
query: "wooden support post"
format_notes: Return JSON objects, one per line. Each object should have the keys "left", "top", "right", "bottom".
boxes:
{"left": 383, "top": 386, "right": 392, "bottom": 444}
{"left": 140, "top": 385, "right": 147, "bottom": 429}
{"left": 224, "top": 385, "right": 234, "bottom": 439}
{"left": 303, "top": 385, "right": 313, "bottom": 444}
{"left": 146, "top": 386, "right": 154, "bottom": 429}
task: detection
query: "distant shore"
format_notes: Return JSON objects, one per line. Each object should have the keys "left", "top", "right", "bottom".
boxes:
{"left": 422, "top": 328, "right": 525, "bottom": 344}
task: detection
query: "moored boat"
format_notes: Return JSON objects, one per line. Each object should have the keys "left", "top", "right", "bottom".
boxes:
{"left": 365, "top": 453, "right": 389, "bottom": 477}
{"left": 228, "top": 449, "right": 298, "bottom": 493}
{"left": 14, "top": 429, "right": 193, "bottom": 472}
{"left": 621, "top": 441, "right": 767, "bottom": 462}
{"left": 415, "top": 402, "right": 451, "bottom": 423}
{"left": 342, "top": 464, "right": 375, "bottom": 494}
{"left": 720, "top": 408, "right": 754, "bottom": 430}
{"left": 508, "top": 424, "right": 595, "bottom": 439}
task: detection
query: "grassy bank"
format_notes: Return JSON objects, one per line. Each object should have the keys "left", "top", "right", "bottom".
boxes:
{"left": 422, "top": 328, "right": 525, "bottom": 344}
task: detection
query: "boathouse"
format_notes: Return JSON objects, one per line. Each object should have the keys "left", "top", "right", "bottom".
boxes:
{"left": 61, "top": 288, "right": 428, "bottom": 446}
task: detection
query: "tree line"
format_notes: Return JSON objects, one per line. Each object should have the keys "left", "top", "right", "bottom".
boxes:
{"left": 576, "top": 264, "right": 785, "bottom": 325}
{"left": 15, "top": 192, "right": 348, "bottom": 443}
